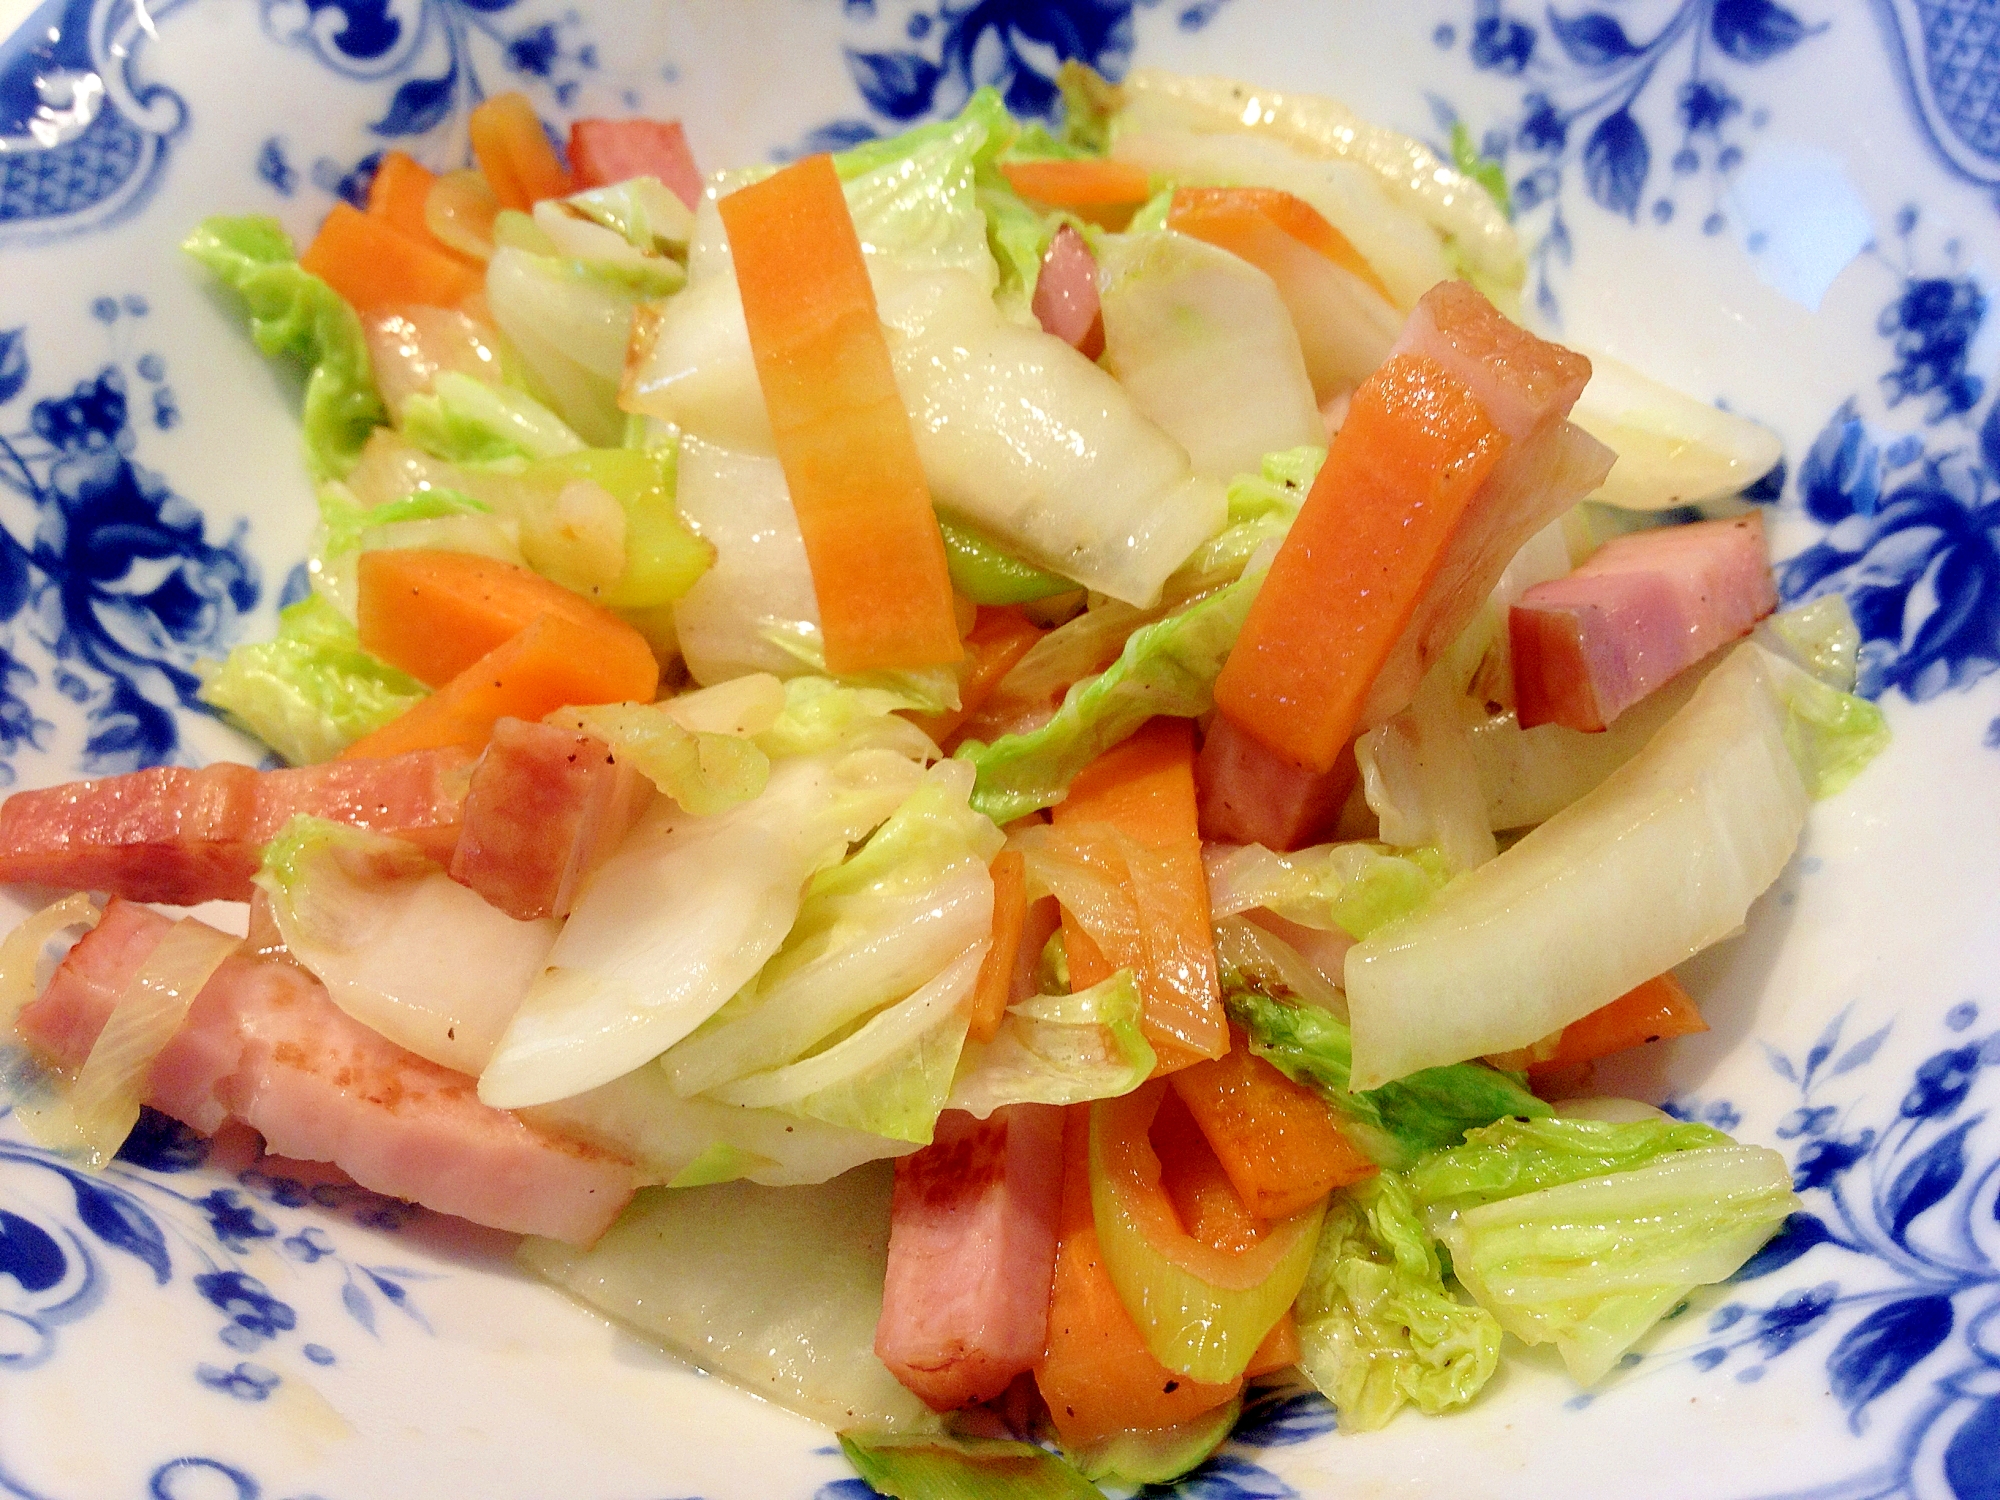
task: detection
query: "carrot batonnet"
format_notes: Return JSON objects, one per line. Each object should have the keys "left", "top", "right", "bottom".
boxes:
{"left": 1245, "top": 1312, "right": 1300, "bottom": 1379}
{"left": 907, "top": 605, "right": 1047, "bottom": 746}
{"left": 1528, "top": 973, "right": 1709, "bottom": 1078}
{"left": 298, "top": 202, "right": 483, "bottom": 315}
{"left": 356, "top": 549, "right": 639, "bottom": 690}
{"left": 1212, "top": 353, "right": 1509, "bottom": 773}
{"left": 1035, "top": 1105, "right": 1242, "bottom": 1448}
{"left": 968, "top": 849, "right": 1029, "bottom": 1045}
{"left": 1169, "top": 1034, "right": 1376, "bottom": 1219}
{"left": 366, "top": 151, "right": 467, "bottom": 260}
{"left": 1166, "top": 185, "right": 1395, "bottom": 303}
{"left": 468, "top": 91, "right": 573, "bottom": 211}
{"left": 1001, "top": 157, "right": 1153, "bottom": 209}
{"left": 719, "top": 155, "right": 961, "bottom": 675}
{"left": 340, "top": 611, "right": 658, "bottom": 760}
{"left": 1054, "top": 719, "right": 1228, "bottom": 1074}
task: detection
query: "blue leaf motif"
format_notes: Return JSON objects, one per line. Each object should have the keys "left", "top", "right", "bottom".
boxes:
{"left": 1730, "top": 1212, "right": 1834, "bottom": 1281}
{"left": 0, "top": 328, "right": 26, "bottom": 406}
{"left": 814, "top": 1483, "right": 879, "bottom": 1500}
{"left": 1547, "top": 10, "right": 1642, "bottom": 66}
{"left": 1765, "top": 1045, "right": 1799, "bottom": 1083}
{"left": 1162, "top": 1453, "right": 1298, "bottom": 1499}
{"left": 844, "top": 47, "right": 943, "bottom": 121}
{"left": 1826, "top": 1295, "right": 1953, "bottom": 1429}
{"left": 1883, "top": 1117, "right": 1976, "bottom": 1245}
{"left": 0, "top": 1209, "right": 65, "bottom": 1294}
{"left": 1833, "top": 1022, "right": 1893, "bottom": 1077}
{"left": 68, "top": 1173, "right": 169, "bottom": 1284}
{"left": 1582, "top": 109, "right": 1649, "bottom": 220}
{"left": 1710, "top": 0, "right": 1809, "bottom": 63}
{"left": 1804, "top": 1011, "right": 1847, "bottom": 1083}
{"left": 1980, "top": 398, "right": 2000, "bottom": 479}
{"left": 1943, "top": 1395, "right": 2000, "bottom": 1500}
{"left": 342, "top": 1278, "right": 377, "bottom": 1335}
{"left": 1229, "top": 1388, "right": 1337, "bottom": 1447}
{"left": 373, "top": 68, "right": 457, "bottom": 137}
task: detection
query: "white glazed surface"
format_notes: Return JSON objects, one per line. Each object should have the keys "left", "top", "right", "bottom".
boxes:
{"left": 0, "top": 3, "right": 1996, "bottom": 1498}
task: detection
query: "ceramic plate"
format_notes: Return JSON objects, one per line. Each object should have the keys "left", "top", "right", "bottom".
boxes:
{"left": 0, "top": 2, "right": 1995, "bottom": 1496}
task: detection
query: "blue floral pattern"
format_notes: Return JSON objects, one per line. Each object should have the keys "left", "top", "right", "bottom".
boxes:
{"left": 1659, "top": 1002, "right": 2000, "bottom": 1500}
{"left": 258, "top": 0, "right": 599, "bottom": 204}
{"left": 795, "top": 0, "right": 1229, "bottom": 154}
{"left": 1434, "top": 0, "right": 1823, "bottom": 318}
{"left": 1769, "top": 209, "right": 2000, "bottom": 711}
{"left": 0, "top": 0, "right": 193, "bottom": 245}
{"left": 0, "top": 302, "right": 259, "bottom": 785}
{"left": 0, "top": 1096, "right": 435, "bottom": 1495}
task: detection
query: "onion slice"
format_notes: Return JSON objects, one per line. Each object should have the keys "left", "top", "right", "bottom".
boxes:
{"left": 18, "top": 917, "right": 238, "bottom": 1166}
{"left": 0, "top": 893, "right": 101, "bottom": 1027}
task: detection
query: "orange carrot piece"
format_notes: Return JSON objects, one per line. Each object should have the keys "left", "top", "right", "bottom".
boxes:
{"left": 368, "top": 151, "right": 443, "bottom": 243}
{"left": 1530, "top": 973, "right": 1709, "bottom": 1078}
{"left": 1169, "top": 1033, "right": 1376, "bottom": 1220}
{"left": 1212, "top": 354, "right": 1508, "bottom": 773}
{"left": 1001, "top": 157, "right": 1153, "bottom": 208}
{"left": 468, "top": 91, "right": 573, "bottom": 211}
{"left": 968, "top": 850, "right": 1029, "bottom": 1045}
{"left": 299, "top": 202, "right": 484, "bottom": 314}
{"left": 1052, "top": 719, "right": 1228, "bottom": 1074}
{"left": 1244, "top": 1311, "right": 1300, "bottom": 1379}
{"left": 356, "top": 550, "right": 635, "bottom": 690}
{"left": 341, "top": 611, "right": 658, "bottom": 760}
{"left": 1153, "top": 1088, "right": 1263, "bottom": 1255}
{"left": 907, "top": 606, "right": 1047, "bottom": 746}
{"left": 719, "top": 155, "right": 961, "bottom": 675}
{"left": 1034, "top": 1106, "right": 1241, "bottom": 1448}
{"left": 1168, "top": 185, "right": 1395, "bottom": 303}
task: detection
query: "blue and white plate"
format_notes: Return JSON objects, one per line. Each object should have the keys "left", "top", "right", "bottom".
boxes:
{"left": 1, "top": 3, "right": 1996, "bottom": 1496}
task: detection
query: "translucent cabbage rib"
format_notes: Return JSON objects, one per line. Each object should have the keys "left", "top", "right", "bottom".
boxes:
{"left": 257, "top": 817, "right": 559, "bottom": 1076}
{"left": 1345, "top": 644, "right": 1810, "bottom": 1090}
{"left": 198, "top": 594, "right": 427, "bottom": 766}
{"left": 478, "top": 749, "right": 924, "bottom": 1110}
{"left": 1294, "top": 1173, "right": 1501, "bottom": 1432}
{"left": 183, "top": 215, "right": 387, "bottom": 480}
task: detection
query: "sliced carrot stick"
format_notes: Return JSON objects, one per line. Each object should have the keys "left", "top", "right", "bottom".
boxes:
{"left": 1168, "top": 1032, "right": 1376, "bottom": 1219}
{"left": 1211, "top": 353, "right": 1509, "bottom": 773}
{"left": 1001, "top": 158, "right": 1153, "bottom": 208}
{"left": 1052, "top": 718, "right": 1227, "bottom": 1074}
{"left": 907, "top": 606, "right": 1047, "bottom": 747}
{"left": 719, "top": 155, "right": 961, "bottom": 675}
{"left": 1034, "top": 1105, "right": 1241, "bottom": 1448}
{"left": 1529, "top": 973, "right": 1708, "bottom": 1078}
{"left": 340, "top": 611, "right": 658, "bottom": 760}
{"left": 356, "top": 550, "right": 634, "bottom": 689}
{"left": 1167, "top": 185, "right": 1395, "bottom": 303}
{"left": 299, "top": 202, "right": 484, "bottom": 314}
{"left": 369, "top": 151, "right": 443, "bottom": 243}
{"left": 1244, "top": 1311, "right": 1300, "bottom": 1379}
{"left": 469, "top": 91, "right": 572, "bottom": 211}
{"left": 968, "top": 850, "right": 1029, "bottom": 1045}
{"left": 1153, "top": 1087, "right": 1263, "bottom": 1254}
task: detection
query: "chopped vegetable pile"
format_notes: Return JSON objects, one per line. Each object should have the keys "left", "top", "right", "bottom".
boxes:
{"left": 0, "top": 62, "right": 1889, "bottom": 1496}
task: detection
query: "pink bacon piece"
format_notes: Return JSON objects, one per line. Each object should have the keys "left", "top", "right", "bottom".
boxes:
{"left": 1511, "top": 512, "right": 1779, "bottom": 732}
{"left": 1357, "top": 281, "right": 1613, "bottom": 729}
{"left": 875, "top": 1104, "right": 1065, "bottom": 1411}
{"left": 0, "top": 749, "right": 473, "bottom": 905}
{"left": 449, "top": 718, "right": 650, "bottom": 920}
{"left": 1031, "top": 225, "right": 1105, "bottom": 360}
{"left": 18, "top": 900, "right": 634, "bottom": 1244}
{"left": 1195, "top": 716, "right": 1354, "bottom": 852}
